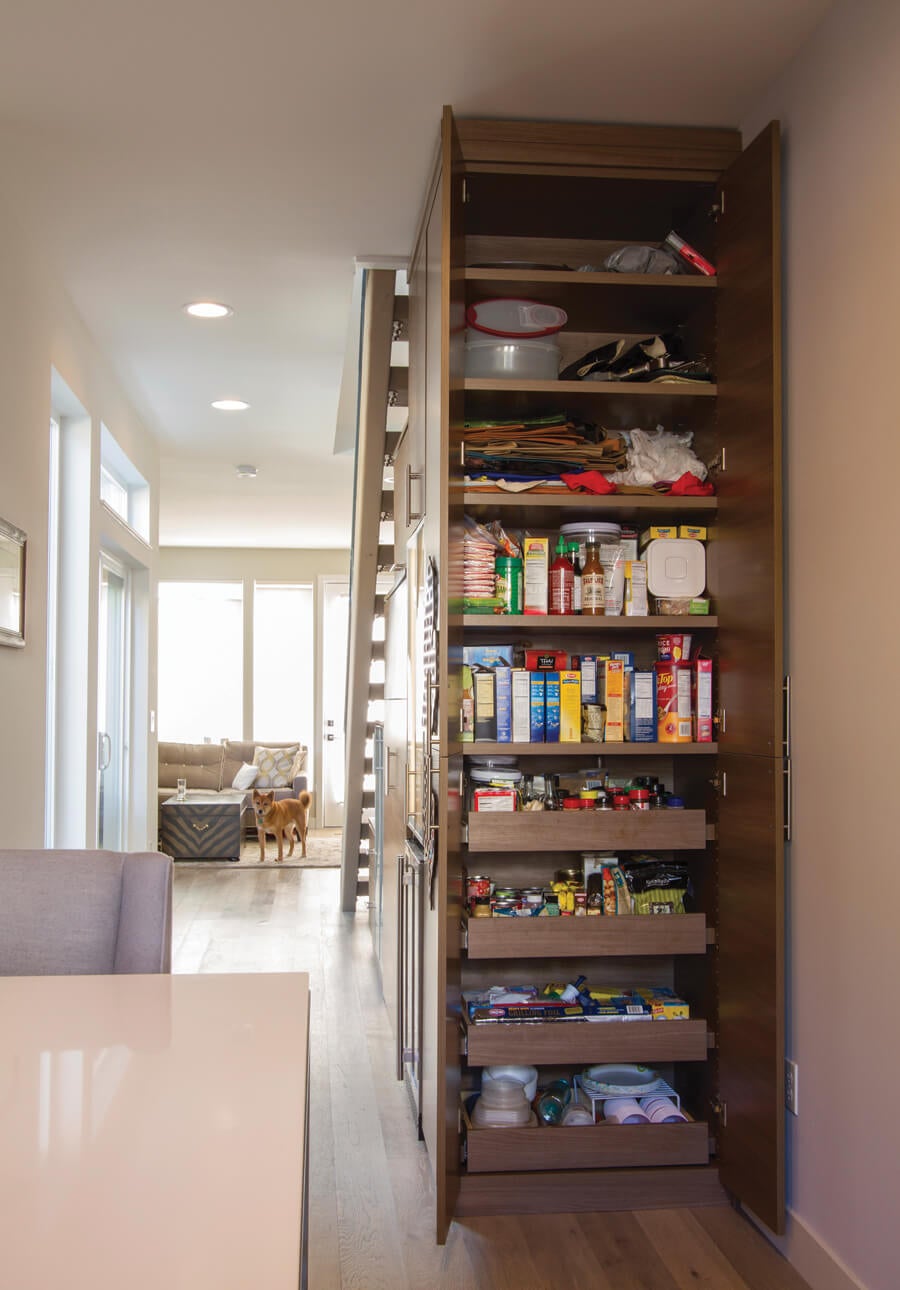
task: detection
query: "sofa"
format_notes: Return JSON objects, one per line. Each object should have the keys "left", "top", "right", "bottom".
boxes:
{"left": 157, "top": 740, "right": 309, "bottom": 834}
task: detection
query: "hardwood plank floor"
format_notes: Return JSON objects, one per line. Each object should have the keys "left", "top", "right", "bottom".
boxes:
{"left": 172, "top": 866, "right": 810, "bottom": 1290}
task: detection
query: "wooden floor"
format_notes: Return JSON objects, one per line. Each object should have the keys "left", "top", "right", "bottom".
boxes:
{"left": 173, "top": 866, "right": 811, "bottom": 1290}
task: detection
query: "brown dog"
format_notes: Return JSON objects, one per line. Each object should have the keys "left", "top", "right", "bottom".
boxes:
{"left": 251, "top": 789, "right": 312, "bottom": 862}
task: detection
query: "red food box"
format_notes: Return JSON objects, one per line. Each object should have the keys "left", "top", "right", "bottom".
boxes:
{"left": 693, "top": 658, "right": 713, "bottom": 742}
{"left": 524, "top": 649, "right": 569, "bottom": 671}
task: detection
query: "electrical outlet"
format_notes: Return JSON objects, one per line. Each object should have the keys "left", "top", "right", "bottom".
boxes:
{"left": 785, "top": 1059, "right": 799, "bottom": 1115}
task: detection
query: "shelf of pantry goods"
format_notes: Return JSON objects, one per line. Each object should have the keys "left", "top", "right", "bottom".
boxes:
{"left": 464, "top": 912, "right": 712, "bottom": 959}
{"left": 464, "top": 1017, "right": 711, "bottom": 1066}
{"left": 466, "top": 809, "right": 707, "bottom": 852}
{"left": 462, "top": 268, "right": 716, "bottom": 334}
{"left": 456, "top": 614, "right": 718, "bottom": 629}
{"left": 465, "top": 742, "right": 717, "bottom": 757}
{"left": 461, "top": 1098, "right": 710, "bottom": 1174}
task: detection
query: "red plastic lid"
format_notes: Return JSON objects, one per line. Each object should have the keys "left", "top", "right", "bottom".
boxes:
{"left": 562, "top": 797, "right": 582, "bottom": 810}
{"left": 630, "top": 789, "right": 650, "bottom": 801}
{"left": 466, "top": 298, "right": 568, "bottom": 338}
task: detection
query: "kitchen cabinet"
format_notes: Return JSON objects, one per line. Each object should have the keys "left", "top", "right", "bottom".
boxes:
{"left": 403, "top": 111, "right": 783, "bottom": 1241}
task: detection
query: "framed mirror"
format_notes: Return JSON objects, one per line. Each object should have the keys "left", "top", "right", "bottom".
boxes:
{"left": 0, "top": 518, "right": 26, "bottom": 648}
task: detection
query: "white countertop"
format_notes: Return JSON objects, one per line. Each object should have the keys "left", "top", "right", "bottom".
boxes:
{"left": 0, "top": 972, "right": 309, "bottom": 1290}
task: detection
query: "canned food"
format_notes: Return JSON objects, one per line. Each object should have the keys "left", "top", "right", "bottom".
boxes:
{"left": 495, "top": 556, "right": 523, "bottom": 614}
{"left": 472, "top": 895, "right": 492, "bottom": 917}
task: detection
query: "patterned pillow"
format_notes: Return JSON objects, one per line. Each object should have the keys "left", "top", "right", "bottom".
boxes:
{"left": 290, "top": 747, "right": 307, "bottom": 781}
{"left": 252, "top": 744, "right": 300, "bottom": 789}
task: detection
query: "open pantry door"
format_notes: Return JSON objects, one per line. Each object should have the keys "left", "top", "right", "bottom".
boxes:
{"left": 714, "top": 121, "right": 783, "bottom": 758}
{"left": 714, "top": 119, "right": 785, "bottom": 1236}
{"left": 716, "top": 751, "right": 785, "bottom": 1233}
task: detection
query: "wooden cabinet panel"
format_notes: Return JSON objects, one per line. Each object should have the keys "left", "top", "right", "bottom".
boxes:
{"left": 715, "top": 122, "right": 783, "bottom": 757}
{"left": 462, "top": 1098, "right": 709, "bottom": 1173}
{"left": 465, "top": 912, "right": 709, "bottom": 960}
{"left": 466, "top": 810, "right": 707, "bottom": 853}
{"left": 716, "top": 751, "right": 784, "bottom": 1233}
{"left": 465, "top": 1018, "right": 710, "bottom": 1067}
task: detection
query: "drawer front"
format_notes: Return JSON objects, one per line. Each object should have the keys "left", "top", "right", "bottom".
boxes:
{"left": 161, "top": 804, "right": 241, "bottom": 859}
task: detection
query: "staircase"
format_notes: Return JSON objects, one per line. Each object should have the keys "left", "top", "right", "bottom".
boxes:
{"left": 340, "top": 268, "right": 408, "bottom": 911}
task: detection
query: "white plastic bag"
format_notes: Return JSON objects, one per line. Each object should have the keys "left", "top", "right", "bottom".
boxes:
{"left": 614, "top": 427, "right": 708, "bottom": 488}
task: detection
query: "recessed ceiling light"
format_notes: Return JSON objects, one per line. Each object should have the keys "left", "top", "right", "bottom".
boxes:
{"left": 184, "top": 301, "right": 233, "bottom": 319}
{"left": 211, "top": 399, "right": 250, "bottom": 411}
{"left": 235, "top": 464, "right": 258, "bottom": 479}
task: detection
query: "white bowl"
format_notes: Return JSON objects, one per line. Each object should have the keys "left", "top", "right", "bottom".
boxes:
{"left": 482, "top": 1065, "right": 538, "bottom": 1102}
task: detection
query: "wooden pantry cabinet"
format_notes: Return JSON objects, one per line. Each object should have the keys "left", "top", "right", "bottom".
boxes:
{"left": 397, "top": 109, "right": 784, "bottom": 1243}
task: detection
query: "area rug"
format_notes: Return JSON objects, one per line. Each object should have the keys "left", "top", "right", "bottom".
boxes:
{"left": 175, "top": 828, "right": 343, "bottom": 869}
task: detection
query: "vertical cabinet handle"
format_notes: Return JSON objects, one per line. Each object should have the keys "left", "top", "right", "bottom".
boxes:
{"left": 407, "top": 465, "right": 423, "bottom": 524}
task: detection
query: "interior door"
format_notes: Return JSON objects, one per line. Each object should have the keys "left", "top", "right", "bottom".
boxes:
{"left": 320, "top": 577, "right": 350, "bottom": 828}
{"left": 97, "top": 555, "right": 129, "bottom": 850}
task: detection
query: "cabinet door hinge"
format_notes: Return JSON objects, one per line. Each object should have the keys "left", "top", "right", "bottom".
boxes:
{"left": 711, "top": 190, "right": 726, "bottom": 220}
{"left": 715, "top": 706, "right": 727, "bottom": 736}
{"left": 783, "top": 675, "right": 792, "bottom": 757}
{"left": 462, "top": 177, "right": 470, "bottom": 204}
{"left": 460, "top": 921, "right": 468, "bottom": 951}
{"left": 712, "top": 1098, "right": 727, "bottom": 1126}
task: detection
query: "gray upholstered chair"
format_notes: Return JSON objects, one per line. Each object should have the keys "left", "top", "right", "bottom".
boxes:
{"left": 0, "top": 849, "right": 173, "bottom": 975}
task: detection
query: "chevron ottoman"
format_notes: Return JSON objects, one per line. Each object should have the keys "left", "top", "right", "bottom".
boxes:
{"left": 160, "top": 791, "right": 243, "bottom": 861}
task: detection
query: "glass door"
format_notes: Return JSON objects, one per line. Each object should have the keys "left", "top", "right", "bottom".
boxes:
{"left": 320, "top": 578, "right": 350, "bottom": 828}
{"left": 97, "top": 555, "right": 129, "bottom": 850}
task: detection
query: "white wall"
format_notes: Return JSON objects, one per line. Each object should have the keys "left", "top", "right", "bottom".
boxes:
{"left": 743, "top": 4, "right": 900, "bottom": 1288}
{"left": 157, "top": 546, "right": 350, "bottom": 826}
{"left": 0, "top": 199, "right": 159, "bottom": 850}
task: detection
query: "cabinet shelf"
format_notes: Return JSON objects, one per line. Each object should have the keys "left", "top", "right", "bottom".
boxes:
{"left": 464, "top": 912, "right": 710, "bottom": 959}
{"left": 460, "top": 491, "right": 717, "bottom": 529}
{"left": 466, "top": 810, "right": 706, "bottom": 852}
{"left": 461, "top": 1095, "right": 710, "bottom": 1173}
{"left": 464, "top": 1018, "right": 710, "bottom": 1066}
{"left": 463, "top": 267, "right": 716, "bottom": 334}
{"left": 466, "top": 741, "right": 717, "bottom": 757}
{"left": 457, "top": 614, "right": 717, "bottom": 630}
{"left": 462, "top": 377, "right": 716, "bottom": 400}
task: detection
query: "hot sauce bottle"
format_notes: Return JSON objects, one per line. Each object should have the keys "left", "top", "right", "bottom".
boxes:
{"left": 549, "top": 537, "right": 574, "bottom": 615}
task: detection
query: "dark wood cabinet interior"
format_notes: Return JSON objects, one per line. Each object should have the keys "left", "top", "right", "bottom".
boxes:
{"left": 383, "top": 110, "right": 783, "bottom": 1244}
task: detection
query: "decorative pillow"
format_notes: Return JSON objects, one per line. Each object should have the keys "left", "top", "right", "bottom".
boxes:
{"left": 232, "top": 762, "right": 259, "bottom": 790}
{"left": 290, "top": 748, "right": 307, "bottom": 781}
{"left": 252, "top": 744, "right": 300, "bottom": 789}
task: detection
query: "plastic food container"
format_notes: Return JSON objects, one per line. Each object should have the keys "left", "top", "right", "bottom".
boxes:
{"left": 464, "top": 331, "right": 561, "bottom": 380}
{"left": 466, "top": 298, "right": 568, "bottom": 337}
{"left": 645, "top": 538, "right": 706, "bottom": 600}
{"left": 559, "top": 521, "right": 623, "bottom": 564}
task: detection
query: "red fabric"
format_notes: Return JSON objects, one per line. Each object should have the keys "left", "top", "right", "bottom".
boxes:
{"left": 669, "top": 472, "right": 715, "bottom": 496}
{"left": 561, "top": 470, "right": 617, "bottom": 495}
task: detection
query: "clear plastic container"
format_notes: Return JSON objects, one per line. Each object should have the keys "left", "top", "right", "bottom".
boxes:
{"left": 465, "top": 331, "right": 561, "bottom": 380}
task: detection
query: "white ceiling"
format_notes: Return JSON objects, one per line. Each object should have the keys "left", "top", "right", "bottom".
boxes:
{"left": 0, "top": 0, "right": 831, "bottom": 549}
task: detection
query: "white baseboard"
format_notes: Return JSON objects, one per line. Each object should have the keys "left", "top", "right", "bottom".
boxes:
{"left": 743, "top": 1205, "right": 870, "bottom": 1290}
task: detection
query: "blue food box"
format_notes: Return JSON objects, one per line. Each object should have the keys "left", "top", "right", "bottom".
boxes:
{"left": 544, "top": 671, "right": 561, "bottom": 743}
{"left": 529, "top": 672, "right": 546, "bottom": 743}
{"left": 495, "top": 667, "right": 512, "bottom": 743}
{"left": 580, "top": 654, "right": 598, "bottom": 704}
{"left": 632, "top": 669, "right": 657, "bottom": 742}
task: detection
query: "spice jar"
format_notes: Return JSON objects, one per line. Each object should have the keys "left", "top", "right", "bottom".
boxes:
{"left": 612, "top": 792, "right": 630, "bottom": 810}
{"left": 630, "top": 789, "right": 650, "bottom": 811}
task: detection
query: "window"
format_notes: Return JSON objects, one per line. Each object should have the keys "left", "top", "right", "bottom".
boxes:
{"left": 99, "top": 464, "right": 129, "bottom": 522}
{"left": 100, "top": 425, "right": 150, "bottom": 542}
{"left": 157, "top": 582, "right": 243, "bottom": 741}
{"left": 253, "top": 584, "right": 313, "bottom": 745}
